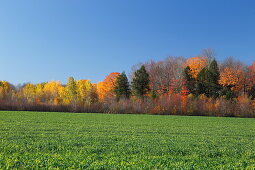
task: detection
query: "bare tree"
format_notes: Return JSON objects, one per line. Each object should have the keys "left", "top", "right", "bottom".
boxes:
{"left": 201, "top": 48, "right": 216, "bottom": 63}
{"left": 129, "top": 62, "right": 143, "bottom": 81}
{"left": 220, "top": 56, "right": 244, "bottom": 71}
{"left": 142, "top": 56, "right": 186, "bottom": 94}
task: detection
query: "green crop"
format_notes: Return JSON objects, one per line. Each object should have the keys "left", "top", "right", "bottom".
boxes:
{"left": 0, "top": 111, "right": 254, "bottom": 169}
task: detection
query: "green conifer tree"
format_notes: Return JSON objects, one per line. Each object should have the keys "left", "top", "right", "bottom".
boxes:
{"left": 194, "top": 59, "right": 221, "bottom": 98}
{"left": 207, "top": 59, "right": 221, "bottom": 98}
{"left": 197, "top": 67, "right": 209, "bottom": 96}
{"left": 184, "top": 66, "right": 196, "bottom": 95}
{"left": 114, "top": 72, "right": 131, "bottom": 100}
{"left": 131, "top": 65, "right": 150, "bottom": 98}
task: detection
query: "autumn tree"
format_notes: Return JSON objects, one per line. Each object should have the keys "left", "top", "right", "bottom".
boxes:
{"left": 97, "top": 82, "right": 106, "bottom": 102}
{"left": 58, "top": 86, "right": 69, "bottom": 105}
{"left": 219, "top": 68, "right": 244, "bottom": 92}
{"left": 132, "top": 65, "right": 150, "bottom": 98}
{"left": 0, "top": 81, "right": 11, "bottom": 100}
{"left": 114, "top": 72, "right": 131, "bottom": 100}
{"left": 186, "top": 57, "right": 208, "bottom": 78}
{"left": 43, "top": 81, "right": 62, "bottom": 105}
{"left": 76, "top": 79, "right": 94, "bottom": 104}
{"left": 66, "top": 77, "right": 77, "bottom": 103}
{"left": 89, "top": 83, "right": 99, "bottom": 103}
{"left": 248, "top": 62, "right": 255, "bottom": 85}
{"left": 35, "top": 83, "right": 46, "bottom": 103}
{"left": 97, "top": 72, "right": 120, "bottom": 101}
{"left": 22, "top": 83, "right": 37, "bottom": 103}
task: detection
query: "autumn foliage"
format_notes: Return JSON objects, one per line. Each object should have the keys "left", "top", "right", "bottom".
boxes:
{"left": 1, "top": 52, "right": 255, "bottom": 118}
{"left": 97, "top": 72, "right": 120, "bottom": 101}
{"left": 219, "top": 67, "right": 244, "bottom": 91}
{"left": 186, "top": 57, "right": 208, "bottom": 78}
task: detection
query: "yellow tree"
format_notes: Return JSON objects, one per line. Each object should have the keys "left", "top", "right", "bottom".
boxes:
{"left": 43, "top": 81, "right": 62, "bottom": 105}
{"left": 76, "top": 79, "right": 92, "bottom": 104}
{"left": 66, "top": 77, "right": 77, "bottom": 103}
{"left": 35, "top": 83, "right": 46, "bottom": 103}
{"left": 58, "top": 86, "right": 69, "bottom": 105}
{"left": 0, "top": 81, "right": 11, "bottom": 100}
{"left": 22, "top": 83, "right": 37, "bottom": 103}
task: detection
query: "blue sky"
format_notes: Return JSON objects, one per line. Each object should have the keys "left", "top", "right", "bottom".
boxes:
{"left": 0, "top": 0, "right": 254, "bottom": 85}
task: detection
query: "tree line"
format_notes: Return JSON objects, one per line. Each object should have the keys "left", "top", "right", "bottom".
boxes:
{"left": 1, "top": 49, "right": 255, "bottom": 117}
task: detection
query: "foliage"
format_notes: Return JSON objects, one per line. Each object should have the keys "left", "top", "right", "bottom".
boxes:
{"left": 207, "top": 59, "right": 221, "bottom": 97}
{"left": 186, "top": 57, "right": 208, "bottom": 78}
{"left": 43, "top": 81, "right": 62, "bottom": 104}
{"left": 66, "top": 77, "right": 77, "bottom": 103}
{"left": 219, "top": 67, "right": 244, "bottom": 92}
{"left": 184, "top": 66, "right": 196, "bottom": 95}
{"left": 114, "top": 72, "right": 131, "bottom": 100}
{"left": 0, "top": 54, "right": 255, "bottom": 117}
{"left": 0, "top": 81, "right": 11, "bottom": 100}
{"left": 196, "top": 60, "right": 221, "bottom": 98}
{"left": 22, "top": 83, "right": 36, "bottom": 103}
{"left": 131, "top": 65, "right": 150, "bottom": 98}
{"left": 76, "top": 79, "right": 93, "bottom": 104}
{"left": 219, "top": 87, "right": 236, "bottom": 100}
{"left": 97, "top": 72, "right": 120, "bottom": 101}
{"left": 185, "top": 59, "right": 222, "bottom": 98}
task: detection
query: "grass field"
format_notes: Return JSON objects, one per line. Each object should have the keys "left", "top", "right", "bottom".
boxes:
{"left": 0, "top": 111, "right": 254, "bottom": 169}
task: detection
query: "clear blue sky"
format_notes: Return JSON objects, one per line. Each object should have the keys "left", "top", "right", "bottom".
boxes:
{"left": 0, "top": 0, "right": 254, "bottom": 85}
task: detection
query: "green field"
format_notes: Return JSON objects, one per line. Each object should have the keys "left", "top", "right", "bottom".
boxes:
{"left": 0, "top": 111, "right": 254, "bottom": 169}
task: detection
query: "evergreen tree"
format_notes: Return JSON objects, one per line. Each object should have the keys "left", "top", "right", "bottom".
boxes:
{"left": 219, "top": 87, "right": 235, "bottom": 100}
{"left": 114, "top": 72, "right": 131, "bottom": 100}
{"left": 150, "top": 89, "right": 158, "bottom": 99}
{"left": 131, "top": 65, "right": 150, "bottom": 98}
{"left": 185, "top": 60, "right": 222, "bottom": 98}
{"left": 197, "top": 67, "right": 209, "bottom": 96}
{"left": 184, "top": 66, "right": 196, "bottom": 95}
{"left": 207, "top": 59, "right": 221, "bottom": 98}
{"left": 248, "top": 85, "right": 255, "bottom": 99}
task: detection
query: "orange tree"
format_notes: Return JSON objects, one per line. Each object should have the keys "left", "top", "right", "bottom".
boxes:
{"left": 97, "top": 72, "right": 120, "bottom": 101}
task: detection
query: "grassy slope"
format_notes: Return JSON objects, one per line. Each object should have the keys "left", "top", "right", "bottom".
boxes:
{"left": 0, "top": 111, "right": 254, "bottom": 169}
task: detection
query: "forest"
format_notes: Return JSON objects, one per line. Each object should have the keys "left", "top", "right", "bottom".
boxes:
{"left": 1, "top": 49, "right": 255, "bottom": 117}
